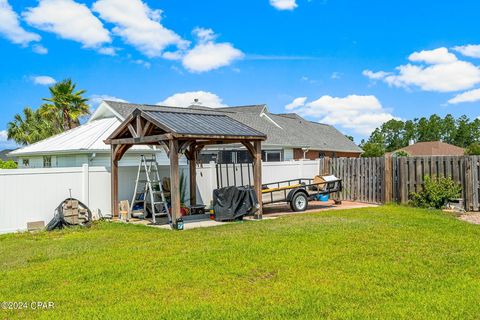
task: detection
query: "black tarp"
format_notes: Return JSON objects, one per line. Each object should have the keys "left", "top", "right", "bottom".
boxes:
{"left": 213, "top": 186, "right": 259, "bottom": 221}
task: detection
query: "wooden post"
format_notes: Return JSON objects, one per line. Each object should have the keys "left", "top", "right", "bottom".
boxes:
{"left": 189, "top": 145, "right": 197, "bottom": 206}
{"left": 111, "top": 144, "right": 119, "bottom": 218}
{"left": 169, "top": 139, "right": 181, "bottom": 227}
{"left": 384, "top": 155, "right": 392, "bottom": 203}
{"left": 253, "top": 140, "right": 263, "bottom": 219}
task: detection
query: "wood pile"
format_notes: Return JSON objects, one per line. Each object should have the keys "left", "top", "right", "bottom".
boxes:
{"left": 63, "top": 200, "right": 89, "bottom": 225}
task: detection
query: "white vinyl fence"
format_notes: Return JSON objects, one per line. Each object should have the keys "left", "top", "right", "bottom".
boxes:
{"left": 0, "top": 165, "right": 111, "bottom": 234}
{"left": 195, "top": 160, "right": 322, "bottom": 206}
{"left": 0, "top": 160, "right": 321, "bottom": 234}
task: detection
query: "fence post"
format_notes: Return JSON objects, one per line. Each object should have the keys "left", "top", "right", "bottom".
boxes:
{"left": 82, "top": 163, "right": 89, "bottom": 206}
{"left": 298, "top": 159, "right": 304, "bottom": 178}
{"left": 383, "top": 156, "right": 392, "bottom": 203}
{"left": 209, "top": 161, "right": 217, "bottom": 191}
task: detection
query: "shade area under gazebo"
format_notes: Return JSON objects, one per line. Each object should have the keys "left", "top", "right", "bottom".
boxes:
{"left": 104, "top": 106, "right": 267, "bottom": 228}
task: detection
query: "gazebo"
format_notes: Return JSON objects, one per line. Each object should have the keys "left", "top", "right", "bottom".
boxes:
{"left": 104, "top": 107, "right": 267, "bottom": 228}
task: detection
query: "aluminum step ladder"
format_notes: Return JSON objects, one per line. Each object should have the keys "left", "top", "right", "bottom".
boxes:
{"left": 131, "top": 155, "right": 171, "bottom": 224}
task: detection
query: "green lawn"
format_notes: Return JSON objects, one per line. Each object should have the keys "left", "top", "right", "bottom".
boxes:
{"left": 1, "top": 205, "right": 480, "bottom": 319}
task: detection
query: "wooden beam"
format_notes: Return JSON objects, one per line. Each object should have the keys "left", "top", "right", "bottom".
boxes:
{"left": 169, "top": 139, "right": 181, "bottom": 228}
{"left": 136, "top": 115, "right": 143, "bottom": 137}
{"left": 107, "top": 111, "right": 136, "bottom": 141}
{"left": 253, "top": 140, "right": 262, "bottom": 219}
{"left": 179, "top": 140, "right": 195, "bottom": 156}
{"left": 128, "top": 124, "right": 138, "bottom": 138}
{"left": 158, "top": 141, "right": 170, "bottom": 157}
{"left": 142, "top": 121, "right": 153, "bottom": 136}
{"left": 188, "top": 144, "right": 197, "bottom": 206}
{"left": 114, "top": 144, "right": 132, "bottom": 162}
{"left": 242, "top": 141, "right": 256, "bottom": 160}
{"left": 111, "top": 144, "right": 119, "bottom": 218}
{"left": 106, "top": 133, "right": 173, "bottom": 145}
{"left": 194, "top": 144, "right": 205, "bottom": 154}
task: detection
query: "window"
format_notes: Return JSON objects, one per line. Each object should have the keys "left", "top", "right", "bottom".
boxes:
{"left": 236, "top": 150, "right": 253, "bottom": 163}
{"left": 262, "top": 150, "right": 282, "bottom": 162}
{"left": 43, "top": 156, "right": 52, "bottom": 168}
{"left": 22, "top": 159, "right": 30, "bottom": 167}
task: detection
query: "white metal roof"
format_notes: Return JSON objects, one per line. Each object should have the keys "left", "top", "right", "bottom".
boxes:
{"left": 9, "top": 118, "right": 153, "bottom": 156}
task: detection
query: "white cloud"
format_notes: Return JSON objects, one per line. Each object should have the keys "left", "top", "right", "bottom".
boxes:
{"left": 0, "top": 0, "right": 40, "bottom": 46}
{"left": 362, "top": 70, "right": 391, "bottom": 80}
{"left": 448, "top": 88, "right": 480, "bottom": 104}
{"left": 384, "top": 61, "right": 480, "bottom": 92}
{"left": 0, "top": 130, "right": 17, "bottom": 149}
{"left": 133, "top": 59, "right": 151, "bottom": 69}
{"left": 97, "top": 47, "right": 116, "bottom": 56}
{"left": 364, "top": 47, "right": 480, "bottom": 92}
{"left": 0, "top": 130, "right": 7, "bottom": 141}
{"left": 270, "top": 0, "right": 298, "bottom": 10}
{"left": 454, "top": 44, "right": 480, "bottom": 59}
{"left": 31, "top": 75, "right": 56, "bottom": 85}
{"left": 285, "top": 97, "right": 307, "bottom": 110}
{"left": 408, "top": 47, "right": 457, "bottom": 64}
{"left": 331, "top": 72, "right": 342, "bottom": 80}
{"left": 32, "top": 44, "right": 48, "bottom": 54}
{"left": 23, "top": 0, "right": 111, "bottom": 48}
{"left": 285, "top": 94, "right": 395, "bottom": 136}
{"left": 92, "top": 0, "right": 187, "bottom": 58}
{"left": 181, "top": 28, "right": 244, "bottom": 73}
{"left": 159, "top": 91, "right": 228, "bottom": 108}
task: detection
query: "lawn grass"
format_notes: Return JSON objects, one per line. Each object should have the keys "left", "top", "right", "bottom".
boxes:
{"left": 1, "top": 205, "right": 480, "bottom": 319}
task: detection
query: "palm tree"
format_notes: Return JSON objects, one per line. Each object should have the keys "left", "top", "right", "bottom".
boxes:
{"left": 40, "top": 79, "right": 90, "bottom": 130}
{"left": 7, "top": 107, "right": 60, "bottom": 145}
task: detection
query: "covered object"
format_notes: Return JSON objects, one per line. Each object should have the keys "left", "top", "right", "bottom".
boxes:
{"left": 213, "top": 186, "right": 259, "bottom": 221}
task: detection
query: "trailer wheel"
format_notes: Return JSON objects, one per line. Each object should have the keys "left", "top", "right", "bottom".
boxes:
{"left": 291, "top": 192, "right": 308, "bottom": 212}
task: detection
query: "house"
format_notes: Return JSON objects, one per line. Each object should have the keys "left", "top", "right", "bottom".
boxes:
{"left": 389, "top": 141, "right": 465, "bottom": 156}
{"left": 9, "top": 100, "right": 362, "bottom": 167}
{"left": 188, "top": 104, "right": 362, "bottom": 162}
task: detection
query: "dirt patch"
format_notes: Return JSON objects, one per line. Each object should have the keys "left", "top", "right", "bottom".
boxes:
{"left": 458, "top": 213, "right": 480, "bottom": 225}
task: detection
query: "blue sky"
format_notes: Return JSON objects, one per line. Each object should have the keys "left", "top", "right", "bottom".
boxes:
{"left": 1, "top": 0, "right": 480, "bottom": 149}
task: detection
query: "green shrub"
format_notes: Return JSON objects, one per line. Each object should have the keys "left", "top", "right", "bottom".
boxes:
{"left": 393, "top": 150, "right": 409, "bottom": 157}
{"left": 409, "top": 176, "right": 461, "bottom": 209}
{"left": 465, "top": 142, "right": 480, "bottom": 155}
{"left": 0, "top": 160, "right": 18, "bottom": 169}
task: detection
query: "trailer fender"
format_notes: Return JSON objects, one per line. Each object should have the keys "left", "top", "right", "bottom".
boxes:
{"left": 287, "top": 188, "right": 308, "bottom": 202}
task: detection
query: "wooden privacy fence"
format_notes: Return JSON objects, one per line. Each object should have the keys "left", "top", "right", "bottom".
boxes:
{"left": 320, "top": 156, "right": 480, "bottom": 211}
{"left": 393, "top": 156, "right": 480, "bottom": 211}
{"left": 319, "top": 157, "right": 385, "bottom": 204}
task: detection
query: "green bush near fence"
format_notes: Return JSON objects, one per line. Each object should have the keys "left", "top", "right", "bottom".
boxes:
{"left": 409, "top": 175, "right": 462, "bottom": 209}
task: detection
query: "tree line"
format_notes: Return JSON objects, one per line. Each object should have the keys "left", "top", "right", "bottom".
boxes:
{"left": 360, "top": 115, "right": 480, "bottom": 157}
{"left": 7, "top": 79, "right": 90, "bottom": 145}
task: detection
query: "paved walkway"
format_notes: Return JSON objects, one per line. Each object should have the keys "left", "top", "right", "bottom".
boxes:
{"left": 263, "top": 200, "right": 378, "bottom": 217}
{"left": 120, "top": 200, "right": 378, "bottom": 230}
